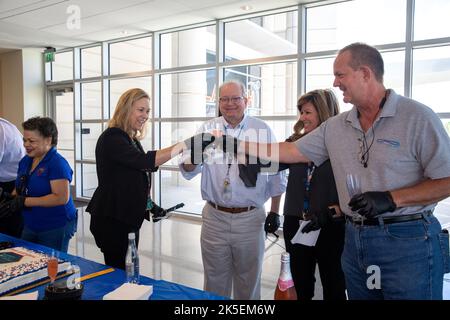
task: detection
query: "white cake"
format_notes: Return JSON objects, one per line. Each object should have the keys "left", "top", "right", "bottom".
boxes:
{"left": 0, "top": 247, "right": 71, "bottom": 295}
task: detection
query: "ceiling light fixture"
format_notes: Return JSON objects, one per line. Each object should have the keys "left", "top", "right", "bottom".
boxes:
{"left": 240, "top": 5, "right": 253, "bottom": 11}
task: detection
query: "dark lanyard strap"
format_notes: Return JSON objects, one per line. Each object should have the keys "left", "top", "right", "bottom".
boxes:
{"left": 17, "top": 159, "right": 34, "bottom": 196}
{"left": 303, "top": 163, "right": 315, "bottom": 213}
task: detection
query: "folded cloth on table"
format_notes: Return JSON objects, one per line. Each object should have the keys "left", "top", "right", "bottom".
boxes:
{"left": 0, "top": 291, "right": 39, "bottom": 300}
{"left": 103, "top": 283, "right": 153, "bottom": 300}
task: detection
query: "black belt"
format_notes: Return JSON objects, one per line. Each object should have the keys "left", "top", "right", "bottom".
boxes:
{"left": 208, "top": 201, "right": 255, "bottom": 214}
{"left": 346, "top": 211, "right": 432, "bottom": 226}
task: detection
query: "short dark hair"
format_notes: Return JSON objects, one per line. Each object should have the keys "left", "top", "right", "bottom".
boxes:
{"left": 339, "top": 42, "right": 384, "bottom": 83}
{"left": 22, "top": 117, "right": 58, "bottom": 146}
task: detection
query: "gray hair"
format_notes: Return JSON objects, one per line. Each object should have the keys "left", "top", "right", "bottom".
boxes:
{"left": 219, "top": 81, "right": 247, "bottom": 97}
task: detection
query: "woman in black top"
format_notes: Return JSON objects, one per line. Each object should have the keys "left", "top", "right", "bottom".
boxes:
{"left": 87, "top": 88, "right": 214, "bottom": 269}
{"left": 283, "top": 89, "right": 346, "bottom": 300}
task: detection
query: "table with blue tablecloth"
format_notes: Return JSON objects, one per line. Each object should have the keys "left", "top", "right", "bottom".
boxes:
{"left": 0, "top": 233, "right": 226, "bottom": 300}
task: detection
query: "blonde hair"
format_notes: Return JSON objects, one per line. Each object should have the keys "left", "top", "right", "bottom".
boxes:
{"left": 288, "top": 89, "right": 340, "bottom": 142}
{"left": 109, "top": 88, "right": 150, "bottom": 140}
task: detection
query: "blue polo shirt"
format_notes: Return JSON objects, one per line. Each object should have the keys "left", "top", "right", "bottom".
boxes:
{"left": 16, "top": 147, "right": 77, "bottom": 232}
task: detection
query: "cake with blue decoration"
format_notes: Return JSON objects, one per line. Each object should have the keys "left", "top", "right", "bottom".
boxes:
{"left": 0, "top": 247, "right": 71, "bottom": 296}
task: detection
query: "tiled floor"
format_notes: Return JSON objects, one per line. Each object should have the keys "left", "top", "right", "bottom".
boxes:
{"left": 69, "top": 198, "right": 450, "bottom": 300}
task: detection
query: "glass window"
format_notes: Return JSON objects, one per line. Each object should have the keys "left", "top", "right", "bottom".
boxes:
{"left": 52, "top": 51, "right": 73, "bottom": 81}
{"left": 55, "top": 91, "right": 74, "bottom": 150}
{"left": 305, "top": 51, "right": 404, "bottom": 112}
{"left": 55, "top": 90, "right": 74, "bottom": 185}
{"left": 109, "top": 77, "right": 152, "bottom": 117}
{"left": 224, "top": 11, "right": 297, "bottom": 60}
{"left": 224, "top": 62, "right": 297, "bottom": 116}
{"left": 81, "top": 46, "right": 101, "bottom": 78}
{"left": 80, "top": 123, "right": 103, "bottom": 161}
{"left": 441, "top": 119, "right": 450, "bottom": 137}
{"left": 81, "top": 82, "right": 102, "bottom": 120}
{"left": 138, "top": 123, "right": 153, "bottom": 153}
{"left": 58, "top": 150, "right": 75, "bottom": 185}
{"left": 414, "top": 0, "right": 450, "bottom": 41}
{"left": 159, "top": 121, "right": 205, "bottom": 166}
{"left": 109, "top": 37, "right": 152, "bottom": 75}
{"left": 306, "top": 0, "right": 406, "bottom": 52}
{"left": 160, "top": 170, "right": 203, "bottom": 215}
{"left": 160, "top": 70, "right": 216, "bottom": 118}
{"left": 264, "top": 119, "right": 298, "bottom": 143}
{"left": 412, "top": 46, "right": 450, "bottom": 113}
{"left": 81, "top": 163, "right": 97, "bottom": 198}
{"left": 160, "top": 25, "right": 216, "bottom": 69}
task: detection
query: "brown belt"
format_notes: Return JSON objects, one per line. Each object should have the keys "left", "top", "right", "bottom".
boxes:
{"left": 208, "top": 201, "right": 255, "bottom": 214}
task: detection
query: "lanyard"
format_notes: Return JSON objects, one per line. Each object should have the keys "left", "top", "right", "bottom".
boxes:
{"left": 223, "top": 122, "right": 245, "bottom": 177}
{"left": 303, "top": 162, "right": 315, "bottom": 213}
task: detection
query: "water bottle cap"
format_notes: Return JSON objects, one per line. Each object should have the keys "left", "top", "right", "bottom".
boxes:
{"left": 128, "top": 232, "right": 135, "bottom": 240}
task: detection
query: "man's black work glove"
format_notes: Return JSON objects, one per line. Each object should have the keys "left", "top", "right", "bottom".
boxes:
{"left": 218, "top": 135, "right": 240, "bottom": 156}
{"left": 150, "top": 202, "right": 168, "bottom": 223}
{"left": 0, "top": 195, "right": 26, "bottom": 219}
{"left": 238, "top": 164, "right": 260, "bottom": 187}
{"left": 264, "top": 212, "right": 280, "bottom": 234}
{"left": 301, "top": 208, "right": 335, "bottom": 233}
{"left": 183, "top": 133, "right": 215, "bottom": 165}
{"left": 348, "top": 191, "right": 396, "bottom": 218}
{"left": 237, "top": 155, "right": 271, "bottom": 187}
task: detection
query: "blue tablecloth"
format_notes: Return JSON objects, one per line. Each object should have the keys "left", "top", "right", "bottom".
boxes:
{"left": 0, "top": 233, "right": 226, "bottom": 300}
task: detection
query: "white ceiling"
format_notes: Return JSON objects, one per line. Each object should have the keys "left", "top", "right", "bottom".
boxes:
{"left": 0, "top": 0, "right": 318, "bottom": 51}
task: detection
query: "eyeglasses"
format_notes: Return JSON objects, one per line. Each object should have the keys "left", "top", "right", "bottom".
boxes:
{"left": 219, "top": 96, "right": 244, "bottom": 104}
{"left": 358, "top": 127, "right": 375, "bottom": 168}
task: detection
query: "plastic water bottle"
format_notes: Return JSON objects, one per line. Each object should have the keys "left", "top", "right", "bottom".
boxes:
{"left": 125, "top": 232, "right": 140, "bottom": 284}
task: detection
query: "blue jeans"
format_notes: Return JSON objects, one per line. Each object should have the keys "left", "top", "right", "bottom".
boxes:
{"left": 21, "top": 213, "right": 78, "bottom": 253}
{"left": 341, "top": 213, "right": 448, "bottom": 300}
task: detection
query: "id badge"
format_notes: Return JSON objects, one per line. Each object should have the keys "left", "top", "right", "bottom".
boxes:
{"left": 223, "top": 177, "right": 232, "bottom": 201}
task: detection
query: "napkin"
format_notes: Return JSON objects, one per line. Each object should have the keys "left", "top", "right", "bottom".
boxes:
{"left": 103, "top": 283, "right": 153, "bottom": 300}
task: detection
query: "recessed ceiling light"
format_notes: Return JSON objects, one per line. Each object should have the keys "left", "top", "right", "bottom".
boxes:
{"left": 240, "top": 5, "right": 253, "bottom": 11}
{"left": 121, "top": 30, "right": 128, "bottom": 35}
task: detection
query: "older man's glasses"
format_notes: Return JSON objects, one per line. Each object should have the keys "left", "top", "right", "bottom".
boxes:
{"left": 219, "top": 96, "right": 244, "bottom": 104}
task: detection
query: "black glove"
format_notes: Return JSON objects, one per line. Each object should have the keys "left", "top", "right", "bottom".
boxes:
{"left": 218, "top": 135, "right": 240, "bottom": 156}
{"left": 264, "top": 212, "right": 280, "bottom": 234}
{"left": 0, "top": 195, "right": 26, "bottom": 219}
{"left": 238, "top": 164, "right": 259, "bottom": 188}
{"left": 301, "top": 208, "right": 335, "bottom": 233}
{"left": 238, "top": 155, "right": 273, "bottom": 187}
{"left": 150, "top": 201, "right": 168, "bottom": 223}
{"left": 184, "top": 133, "right": 215, "bottom": 165}
{"left": 348, "top": 191, "right": 396, "bottom": 218}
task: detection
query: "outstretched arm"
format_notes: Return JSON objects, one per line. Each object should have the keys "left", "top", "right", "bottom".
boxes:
{"left": 155, "top": 142, "right": 185, "bottom": 167}
{"left": 241, "top": 140, "right": 311, "bottom": 164}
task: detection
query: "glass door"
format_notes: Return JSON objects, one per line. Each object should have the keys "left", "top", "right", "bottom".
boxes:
{"left": 48, "top": 87, "right": 75, "bottom": 185}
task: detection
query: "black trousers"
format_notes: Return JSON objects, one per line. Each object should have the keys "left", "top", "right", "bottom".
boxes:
{"left": 90, "top": 214, "right": 140, "bottom": 270}
{"left": 283, "top": 215, "right": 346, "bottom": 300}
{"left": 0, "top": 180, "right": 23, "bottom": 238}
